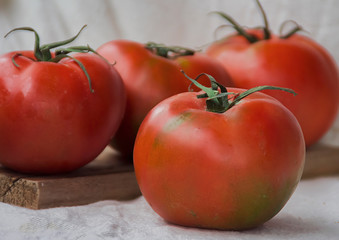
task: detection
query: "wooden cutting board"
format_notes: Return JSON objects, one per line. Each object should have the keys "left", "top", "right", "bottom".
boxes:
{"left": 0, "top": 143, "right": 338, "bottom": 209}
{"left": 302, "top": 143, "right": 339, "bottom": 178}
{"left": 0, "top": 147, "right": 141, "bottom": 209}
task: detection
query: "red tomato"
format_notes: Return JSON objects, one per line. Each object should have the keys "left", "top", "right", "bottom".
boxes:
{"left": 134, "top": 75, "right": 305, "bottom": 230}
{"left": 97, "top": 40, "right": 233, "bottom": 158}
{"left": 0, "top": 27, "right": 126, "bottom": 174}
{"left": 206, "top": 8, "right": 339, "bottom": 147}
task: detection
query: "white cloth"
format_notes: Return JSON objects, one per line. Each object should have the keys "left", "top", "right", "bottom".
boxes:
{"left": 1, "top": 0, "right": 338, "bottom": 60}
{"left": 0, "top": 176, "right": 338, "bottom": 240}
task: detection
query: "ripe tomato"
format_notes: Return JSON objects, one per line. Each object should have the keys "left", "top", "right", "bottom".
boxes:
{"left": 0, "top": 27, "right": 126, "bottom": 174}
{"left": 205, "top": 4, "right": 339, "bottom": 147}
{"left": 134, "top": 74, "right": 305, "bottom": 230}
{"left": 97, "top": 40, "right": 233, "bottom": 158}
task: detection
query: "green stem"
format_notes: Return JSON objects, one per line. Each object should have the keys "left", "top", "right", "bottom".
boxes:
{"left": 5, "top": 27, "right": 43, "bottom": 60}
{"left": 182, "top": 71, "right": 230, "bottom": 113}
{"left": 4, "top": 25, "right": 97, "bottom": 93}
{"left": 212, "top": 0, "right": 273, "bottom": 43}
{"left": 10, "top": 53, "right": 23, "bottom": 68}
{"left": 4, "top": 25, "right": 88, "bottom": 62}
{"left": 40, "top": 25, "right": 87, "bottom": 52}
{"left": 279, "top": 20, "right": 304, "bottom": 39}
{"left": 225, "top": 86, "right": 296, "bottom": 111}
{"left": 212, "top": 11, "right": 258, "bottom": 43}
{"left": 145, "top": 42, "right": 195, "bottom": 58}
{"left": 182, "top": 71, "right": 296, "bottom": 113}
{"left": 255, "top": 0, "right": 271, "bottom": 40}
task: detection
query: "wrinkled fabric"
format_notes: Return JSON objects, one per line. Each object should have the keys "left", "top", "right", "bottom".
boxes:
{"left": 0, "top": 177, "right": 339, "bottom": 240}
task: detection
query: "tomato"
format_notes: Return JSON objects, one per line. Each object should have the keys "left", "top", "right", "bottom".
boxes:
{"left": 97, "top": 40, "right": 233, "bottom": 159}
{"left": 0, "top": 26, "right": 126, "bottom": 174}
{"left": 134, "top": 74, "right": 305, "bottom": 230}
{"left": 205, "top": 3, "right": 339, "bottom": 147}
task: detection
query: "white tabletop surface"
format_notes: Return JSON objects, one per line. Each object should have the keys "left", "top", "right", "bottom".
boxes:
{"left": 1, "top": 176, "right": 338, "bottom": 240}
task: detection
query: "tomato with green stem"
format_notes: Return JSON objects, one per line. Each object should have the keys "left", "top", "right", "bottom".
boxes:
{"left": 205, "top": 0, "right": 339, "bottom": 146}
{"left": 0, "top": 26, "right": 126, "bottom": 174}
{"left": 97, "top": 40, "right": 233, "bottom": 159}
{"left": 134, "top": 72, "right": 305, "bottom": 230}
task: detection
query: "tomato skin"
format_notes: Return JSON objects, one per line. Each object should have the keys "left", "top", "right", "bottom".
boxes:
{"left": 206, "top": 30, "right": 339, "bottom": 146}
{"left": 134, "top": 88, "right": 305, "bottom": 230}
{"left": 97, "top": 40, "right": 233, "bottom": 158}
{"left": 0, "top": 51, "right": 126, "bottom": 174}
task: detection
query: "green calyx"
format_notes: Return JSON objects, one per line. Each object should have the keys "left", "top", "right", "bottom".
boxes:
{"left": 212, "top": 0, "right": 303, "bottom": 43}
{"left": 4, "top": 25, "right": 97, "bottom": 93}
{"left": 145, "top": 42, "right": 195, "bottom": 59}
{"left": 279, "top": 20, "right": 304, "bottom": 39}
{"left": 182, "top": 71, "right": 296, "bottom": 113}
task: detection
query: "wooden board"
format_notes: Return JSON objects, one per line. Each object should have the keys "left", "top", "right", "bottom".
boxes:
{"left": 303, "top": 143, "right": 339, "bottom": 178}
{"left": 0, "top": 147, "right": 141, "bottom": 209}
{"left": 0, "top": 143, "right": 338, "bottom": 209}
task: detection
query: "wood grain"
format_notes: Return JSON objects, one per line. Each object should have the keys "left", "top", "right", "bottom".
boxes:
{"left": 303, "top": 143, "right": 339, "bottom": 178}
{"left": 0, "top": 147, "right": 141, "bottom": 209}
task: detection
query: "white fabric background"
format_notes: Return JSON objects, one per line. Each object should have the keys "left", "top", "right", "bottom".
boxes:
{"left": 0, "top": 177, "right": 338, "bottom": 240}
{"left": 0, "top": 0, "right": 338, "bottom": 61}
{"left": 0, "top": 0, "right": 339, "bottom": 239}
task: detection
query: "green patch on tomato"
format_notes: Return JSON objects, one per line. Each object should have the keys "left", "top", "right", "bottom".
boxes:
{"left": 162, "top": 111, "right": 193, "bottom": 133}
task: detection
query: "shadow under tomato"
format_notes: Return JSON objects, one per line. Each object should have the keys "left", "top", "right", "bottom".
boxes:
{"left": 250, "top": 213, "right": 323, "bottom": 237}
{"left": 158, "top": 212, "right": 324, "bottom": 239}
